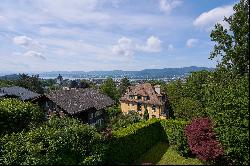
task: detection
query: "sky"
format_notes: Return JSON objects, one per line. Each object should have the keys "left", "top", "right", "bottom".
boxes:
{"left": 0, "top": 0, "right": 238, "bottom": 72}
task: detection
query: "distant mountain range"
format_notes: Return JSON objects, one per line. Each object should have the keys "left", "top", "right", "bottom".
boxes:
{"left": 38, "top": 66, "right": 214, "bottom": 79}
{"left": 0, "top": 66, "right": 214, "bottom": 80}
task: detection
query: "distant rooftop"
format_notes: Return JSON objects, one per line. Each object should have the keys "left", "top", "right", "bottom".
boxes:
{"left": 0, "top": 86, "right": 41, "bottom": 101}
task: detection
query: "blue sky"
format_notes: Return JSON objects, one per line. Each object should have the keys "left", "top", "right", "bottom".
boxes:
{"left": 0, "top": 0, "right": 238, "bottom": 72}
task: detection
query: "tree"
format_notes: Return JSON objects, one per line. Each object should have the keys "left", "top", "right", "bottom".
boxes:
{"left": 0, "top": 99, "right": 45, "bottom": 135}
{"left": 0, "top": 116, "right": 107, "bottom": 165}
{"left": 210, "top": 0, "right": 249, "bottom": 76}
{"left": 165, "top": 79, "right": 184, "bottom": 110}
{"left": 184, "top": 70, "right": 210, "bottom": 107}
{"left": 100, "top": 77, "right": 120, "bottom": 103}
{"left": 185, "top": 118, "right": 224, "bottom": 164}
{"left": 143, "top": 109, "right": 149, "bottom": 120}
{"left": 119, "top": 77, "right": 131, "bottom": 95}
{"left": 204, "top": 75, "right": 249, "bottom": 165}
{"left": 79, "top": 79, "right": 96, "bottom": 89}
{"left": 174, "top": 97, "right": 203, "bottom": 121}
{"left": 69, "top": 80, "right": 78, "bottom": 88}
{"left": 16, "top": 74, "right": 44, "bottom": 94}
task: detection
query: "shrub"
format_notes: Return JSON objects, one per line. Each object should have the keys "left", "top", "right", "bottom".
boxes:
{"left": 107, "top": 119, "right": 165, "bottom": 164}
{"left": 160, "top": 119, "right": 190, "bottom": 156}
{"left": 109, "top": 111, "right": 142, "bottom": 131}
{"left": 185, "top": 117, "right": 224, "bottom": 163}
{"left": 0, "top": 99, "right": 44, "bottom": 135}
{"left": 0, "top": 116, "right": 106, "bottom": 165}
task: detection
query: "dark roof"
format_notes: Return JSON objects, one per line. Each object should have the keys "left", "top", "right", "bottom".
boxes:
{"left": 120, "top": 83, "right": 165, "bottom": 105}
{"left": 46, "top": 88, "right": 115, "bottom": 115}
{"left": 0, "top": 86, "right": 41, "bottom": 100}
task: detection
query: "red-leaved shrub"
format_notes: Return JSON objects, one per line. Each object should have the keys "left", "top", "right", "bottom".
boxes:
{"left": 185, "top": 117, "right": 224, "bottom": 163}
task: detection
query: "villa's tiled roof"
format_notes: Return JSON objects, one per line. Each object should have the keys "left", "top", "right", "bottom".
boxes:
{"left": 120, "top": 83, "right": 166, "bottom": 105}
{"left": 0, "top": 86, "right": 41, "bottom": 101}
{"left": 46, "top": 88, "right": 115, "bottom": 115}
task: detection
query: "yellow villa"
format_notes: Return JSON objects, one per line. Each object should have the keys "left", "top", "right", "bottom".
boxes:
{"left": 120, "top": 83, "right": 169, "bottom": 119}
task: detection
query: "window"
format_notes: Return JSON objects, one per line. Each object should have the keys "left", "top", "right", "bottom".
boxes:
{"left": 152, "top": 105, "right": 156, "bottom": 112}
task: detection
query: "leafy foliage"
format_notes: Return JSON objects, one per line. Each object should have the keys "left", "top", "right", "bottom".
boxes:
{"left": 100, "top": 77, "right": 120, "bottom": 103}
{"left": 119, "top": 77, "right": 131, "bottom": 95}
{"left": 0, "top": 80, "right": 16, "bottom": 88}
{"left": 166, "top": 71, "right": 209, "bottom": 120}
{"left": 107, "top": 119, "right": 165, "bottom": 164}
{"left": 185, "top": 117, "right": 224, "bottom": 163}
{"left": 143, "top": 109, "right": 149, "bottom": 120}
{"left": 204, "top": 74, "right": 249, "bottom": 165}
{"left": 174, "top": 97, "right": 203, "bottom": 121}
{"left": 109, "top": 111, "right": 142, "bottom": 131}
{"left": 210, "top": 0, "right": 249, "bottom": 76}
{"left": 0, "top": 116, "right": 106, "bottom": 165}
{"left": 16, "top": 74, "right": 44, "bottom": 94}
{"left": 160, "top": 120, "right": 190, "bottom": 156}
{"left": 0, "top": 99, "right": 44, "bottom": 135}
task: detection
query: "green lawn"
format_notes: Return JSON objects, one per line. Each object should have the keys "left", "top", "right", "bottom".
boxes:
{"left": 135, "top": 142, "right": 203, "bottom": 165}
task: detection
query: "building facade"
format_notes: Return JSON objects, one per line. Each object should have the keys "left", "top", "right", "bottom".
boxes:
{"left": 120, "top": 83, "right": 169, "bottom": 119}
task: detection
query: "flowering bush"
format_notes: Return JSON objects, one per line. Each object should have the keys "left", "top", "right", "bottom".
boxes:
{"left": 185, "top": 117, "right": 224, "bottom": 163}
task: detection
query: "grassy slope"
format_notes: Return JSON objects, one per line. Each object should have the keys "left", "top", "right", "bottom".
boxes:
{"left": 135, "top": 142, "right": 203, "bottom": 165}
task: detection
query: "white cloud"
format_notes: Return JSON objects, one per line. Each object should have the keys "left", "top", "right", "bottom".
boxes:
{"left": 186, "top": 38, "right": 198, "bottom": 48}
{"left": 138, "top": 36, "right": 162, "bottom": 52}
{"left": 112, "top": 36, "right": 162, "bottom": 57}
{"left": 159, "top": 0, "right": 182, "bottom": 14}
{"left": 13, "top": 36, "right": 43, "bottom": 50}
{"left": 168, "top": 44, "right": 174, "bottom": 51}
{"left": 112, "top": 37, "right": 135, "bottom": 57}
{"left": 22, "top": 51, "right": 46, "bottom": 60}
{"left": 193, "top": 5, "right": 234, "bottom": 31}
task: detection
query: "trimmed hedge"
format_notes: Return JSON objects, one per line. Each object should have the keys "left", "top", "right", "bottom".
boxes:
{"left": 107, "top": 119, "right": 165, "bottom": 164}
{"left": 160, "top": 119, "right": 190, "bottom": 156}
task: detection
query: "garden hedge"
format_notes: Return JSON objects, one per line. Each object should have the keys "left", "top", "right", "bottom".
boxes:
{"left": 160, "top": 119, "right": 190, "bottom": 156}
{"left": 107, "top": 119, "right": 165, "bottom": 164}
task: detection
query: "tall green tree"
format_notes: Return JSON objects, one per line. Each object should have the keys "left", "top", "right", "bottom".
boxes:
{"left": 119, "top": 77, "right": 131, "bottom": 95}
{"left": 16, "top": 74, "right": 44, "bottom": 94}
{"left": 100, "top": 77, "right": 120, "bottom": 103}
{"left": 184, "top": 70, "right": 210, "bottom": 107}
{"left": 210, "top": 0, "right": 249, "bottom": 76}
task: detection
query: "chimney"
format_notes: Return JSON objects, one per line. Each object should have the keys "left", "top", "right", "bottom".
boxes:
{"left": 154, "top": 85, "right": 161, "bottom": 94}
